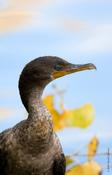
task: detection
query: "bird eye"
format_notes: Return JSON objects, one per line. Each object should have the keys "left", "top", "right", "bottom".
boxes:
{"left": 54, "top": 64, "right": 62, "bottom": 71}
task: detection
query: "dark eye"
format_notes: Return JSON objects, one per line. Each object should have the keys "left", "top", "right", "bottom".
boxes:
{"left": 54, "top": 64, "right": 63, "bottom": 71}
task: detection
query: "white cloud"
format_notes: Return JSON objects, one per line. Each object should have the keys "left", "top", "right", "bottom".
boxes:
{"left": 0, "top": 0, "right": 6, "bottom": 8}
{"left": 59, "top": 23, "right": 112, "bottom": 55}
{"left": 0, "top": 0, "right": 53, "bottom": 33}
{"left": 76, "top": 24, "right": 112, "bottom": 53}
{"left": 0, "top": 108, "right": 14, "bottom": 120}
{"left": 55, "top": 0, "right": 112, "bottom": 5}
{"left": 60, "top": 18, "right": 89, "bottom": 32}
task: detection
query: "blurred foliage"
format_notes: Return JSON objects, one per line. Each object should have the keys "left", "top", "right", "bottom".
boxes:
{"left": 88, "top": 136, "right": 99, "bottom": 161}
{"left": 43, "top": 90, "right": 102, "bottom": 175}
{"left": 66, "top": 137, "right": 101, "bottom": 175}
{"left": 66, "top": 161, "right": 101, "bottom": 175}
{"left": 43, "top": 95, "right": 95, "bottom": 131}
{"left": 66, "top": 137, "right": 102, "bottom": 175}
{"left": 66, "top": 156, "right": 74, "bottom": 166}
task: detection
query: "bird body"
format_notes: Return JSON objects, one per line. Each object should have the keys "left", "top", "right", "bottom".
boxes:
{"left": 0, "top": 125, "right": 64, "bottom": 175}
{"left": 0, "top": 89, "right": 65, "bottom": 175}
{"left": 0, "top": 56, "right": 95, "bottom": 175}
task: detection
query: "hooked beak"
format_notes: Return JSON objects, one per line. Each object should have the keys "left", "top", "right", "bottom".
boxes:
{"left": 52, "top": 63, "right": 96, "bottom": 79}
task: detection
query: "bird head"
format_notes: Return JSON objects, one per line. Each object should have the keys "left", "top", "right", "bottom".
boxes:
{"left": 20, "top": 56, "right": 96, "bottom": 87}
{"left": 19, "top": 56, "right": 96, "bottom": 112}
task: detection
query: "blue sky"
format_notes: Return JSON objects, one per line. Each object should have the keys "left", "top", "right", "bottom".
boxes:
{"left": 0, "top": 0, "right": 112, "bottom": 153}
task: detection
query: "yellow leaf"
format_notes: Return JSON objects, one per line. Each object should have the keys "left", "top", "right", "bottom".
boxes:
{"left": 87, "top": 136, "right": 99, "bottom": 161}
{"left": 43, "top": 95, "right": 54, "bottom": 111}
{"left": 66, "top": 156, "right": 74, "bottom": 166}
{"left": 58, "top": 104, "right": 95, "bottom": 130}
{"left": 43, "top": 95, "right": 64, "bottom": 131}
{"left": 66, "top": 161, "right": 102, "bottom": 175}
{"left": 66, "top": 164, "right": 83, "bottom": 175}
{"left": 43, "top": 95, "right": 95, "bottom": 131}
{"left": 82, "top": 161, "right": 102, "bottom": 175}
{"left": 66, "top": 104, "right": 95, "bottom": 128}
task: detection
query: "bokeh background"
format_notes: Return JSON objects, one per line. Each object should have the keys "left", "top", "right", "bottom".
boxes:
{"left": 0, "top": 0, "right": 112, "bottom": 173}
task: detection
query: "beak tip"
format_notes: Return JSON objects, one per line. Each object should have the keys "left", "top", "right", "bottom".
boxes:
{"left": 89, "top": 63, "right": 97, "bottom": 70}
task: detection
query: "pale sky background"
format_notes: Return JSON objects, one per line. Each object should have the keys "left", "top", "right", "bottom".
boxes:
{"left": 0, "top": 0, "right": 112, "bottom": 154}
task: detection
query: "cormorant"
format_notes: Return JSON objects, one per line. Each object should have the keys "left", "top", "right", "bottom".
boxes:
{"left": 0, "top": 56, "right": 96, "bottom": 175}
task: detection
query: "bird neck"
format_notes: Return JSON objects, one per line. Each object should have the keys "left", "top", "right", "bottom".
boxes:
{"left": 19, "top": 82, "right": 48, "bottom": 116}
{"left": 19, "top": 82, "right": 53, "bottom": 148}
{"left": 27, "top": 86, "right": 44, "bottom": 114}
{"left": 27, "top": 86, "right": 52, "bottom": 122}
